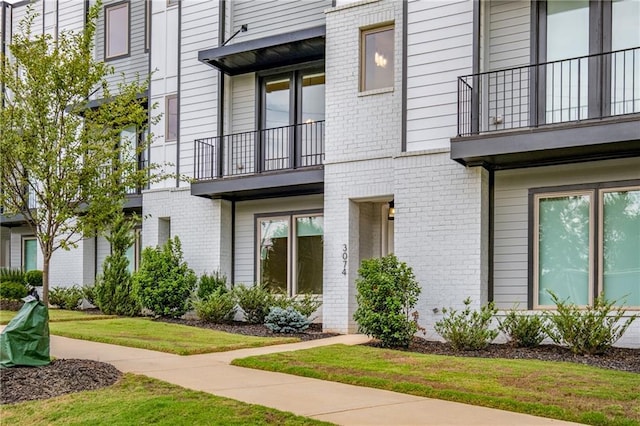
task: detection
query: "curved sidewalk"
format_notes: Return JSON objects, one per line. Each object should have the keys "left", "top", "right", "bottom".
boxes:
{"left": 50, "top": 334, "right": 581, "bottom": 426}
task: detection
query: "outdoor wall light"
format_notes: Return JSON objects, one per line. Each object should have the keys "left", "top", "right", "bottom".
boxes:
{"left": 388, "top": 200, "right": 395, "bottom": 221}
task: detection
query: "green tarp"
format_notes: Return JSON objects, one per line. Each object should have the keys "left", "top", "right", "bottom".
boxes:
{"left": 0, "top": 298, "right": 50, "bottom": 368}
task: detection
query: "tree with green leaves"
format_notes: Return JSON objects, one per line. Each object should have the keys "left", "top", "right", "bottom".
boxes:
{"left": 0, "top": 3, "right": 156, "bottom": 304}
{"left": 94, "top": 213, "right": 141, "bottom": 316}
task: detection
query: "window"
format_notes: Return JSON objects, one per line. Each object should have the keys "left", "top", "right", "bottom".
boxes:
{"left": 166, "top": 95, "right": 178, "bottom": 141}
{"left": 537, "top": 0, "right": 640, "bottom": 122}
{"left": 532, "top": 183, "right": 640, "bottom": 308}
{"left": 105, "top": 1, "right": 129, "bottom": 60}
{"left": 257, "top": 213, "right": 323, "bottom": 295}
{"left": 360, "top": 25, "right": 394, "bottom": 91}
{"left": 22, "top": 237, "right": 37, "bottom": 272}
{"left": 144, "top": 0, "right": 151, "bottom": 52}
{"left": 260, "top": 69, "right": 325, "bottom": 171}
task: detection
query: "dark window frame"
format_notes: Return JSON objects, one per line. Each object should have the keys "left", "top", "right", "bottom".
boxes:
{"left": 104, "top": 0, "right": 131, "bottom": 61}
{"left": 527, "top": 178, "right": 640, "bottom": 309}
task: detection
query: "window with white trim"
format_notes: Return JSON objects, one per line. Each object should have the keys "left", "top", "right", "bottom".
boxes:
{"left": 257, "top": 213, "right": 323, "bottom": 295}
{"left": 105, "top": 1, "right": 130, "bottom": 60}
{"left": 533, "top": 184, "right": 640, "bottom": 308}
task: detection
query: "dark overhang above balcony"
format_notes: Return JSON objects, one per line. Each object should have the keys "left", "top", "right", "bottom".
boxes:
{"left": 451, "top": 116, "right": 640, "bottom": 170}
{"left": 198, "top": 26, "right": 325, "bottom": 76}
{"left": 0, "top": 213, "right": 28, "bottom": 227}
{"left": 191, "top": 167, "right": 324, "bottom": 201}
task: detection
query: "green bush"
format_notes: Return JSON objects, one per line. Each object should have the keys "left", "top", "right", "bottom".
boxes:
{"left": 435, "top": 298, "right": 498, "bottom": 351}
{"left": 498, "top": 309, "right": 546, "bottom": 348}
{"left": 24, "top": 270, "right": 43, "bottom": 287}
{"left": 133, "top": 236, "right": 197, "bottom": 318}
{"left": 94, "top": 214, "right": 140, "bottom": 316}
{"left": 287, "top": 293, "right": 322, "bottom": 320}
{"left": 0, "top": 268, "right": 26, "bottom": 284}
{"left": 544, "top": 292, "right": 637, "bottom": 355}
{"left": 0, "top": 281, "right": 28, "bottom": 301}
{"left": 49, "top": 285, "right": 83, "bottom": 310}
{"left": 197, "top": 271, "right": 228, "bottom": 299}
{"left": 233, "top": 283, "right": 276, "bottom": 324}
{"left": 264, "top": 307, "right": 310, "bottom": 333}
{"left": 193, "top": 289, "right": 237, "bottom": 323}
{"left": 82, "top": 284, "right": 96, "bottom": 307}
{"left": 353, "top": 254, "right": 421, "bottom": 348}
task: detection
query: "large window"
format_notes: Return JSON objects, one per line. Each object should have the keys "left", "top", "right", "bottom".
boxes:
{"left": 360, "top": 25, "right": 394, "bottom": 92}
{"left": 537, "top": 0, "right": 640, "bottom": 122}
{"left": 257, "top": 213, "right": 323, "bottom": 295}
{"left": 105, "top": 1, "right": 130, "bottom": 60}
{"left": 533, "top": 183, "right": 640, "bottom": 308}
{"left": 260, "top": 69, "right": 325, "bottom": 171}
{"left": 22, "top": 237, "right": 37, "bottom": 272}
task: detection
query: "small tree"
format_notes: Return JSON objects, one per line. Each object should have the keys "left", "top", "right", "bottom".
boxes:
{"left": 0, "top": 2, "right": 156, "bottom": 304}
{"left": 133, "top": 237, "right": 197, "bottom": 318}
{"left": 94, "top": 213, "right": 140, "bottom": 316}
{"left": 353, "top": 254, "right": 421, "bottom": 348}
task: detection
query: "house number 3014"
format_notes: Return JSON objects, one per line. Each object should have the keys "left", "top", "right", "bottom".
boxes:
{"left": 342, "top": 244, "right": 348, "bottom": 275}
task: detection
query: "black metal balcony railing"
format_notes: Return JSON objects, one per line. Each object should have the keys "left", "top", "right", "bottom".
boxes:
{"left": 125, "top": 159, "right": 149, "bottom": 195}
{"left": 458, "top": 47, "right": 640, "bottom": 137}
{"left": 194, "top": 120, "right": 325, "bottom": 181}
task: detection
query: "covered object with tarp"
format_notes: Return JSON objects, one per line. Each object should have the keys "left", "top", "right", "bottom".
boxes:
{"left": 0, "top": 297, "right": 50, "bottom": 368}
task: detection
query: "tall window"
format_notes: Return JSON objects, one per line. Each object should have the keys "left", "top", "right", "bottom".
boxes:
{"left": 533, "top": 183, "right": 640, "bottom": 308}
{"left": 22, "top": 237, "right": 37, "bottom": 272}
{"left": 261, "top": 69, "right": 325, "bottom": 171}
{"left": 257, "top": 213, "right": 323, "bottom": 295}
{"left": 538, "top": 0, "right": 640, "bottom": 122}
{"left": 105, "top": 1, "right": 129, "bottom": 60}
{"left": 360, "top": 25, "right": 394, "bottom": 91}
{"left": 166, "top": 95, "right": 178, "bottom": 141}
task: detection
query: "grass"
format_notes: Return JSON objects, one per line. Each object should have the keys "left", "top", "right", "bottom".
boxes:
{"left": 232, "top": 344, "right": 640, "bottom": 426}
{"left": 0, "top": 309, "right": 116, "bottom": 325}
{"left": 0, "top": 373, "right": 331, "bottom": 426}
{"left": 49, "top": 317, "right": 299, "bottom": 355}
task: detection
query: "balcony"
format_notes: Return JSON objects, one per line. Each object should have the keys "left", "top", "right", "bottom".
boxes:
{"left": 191, "top": 121, "right": 325, "bottom": 201}
{"left": 452, "top": 47, "right": 640, "bottom": 169}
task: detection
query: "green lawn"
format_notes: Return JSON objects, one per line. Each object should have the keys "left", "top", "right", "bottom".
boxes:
{"left": 233, "top": 345, "right": 640, "bottom": 426}
{"left": 49, "top": 317, "right": 299, "bottom": 355}
{"left": 0, "top": 309, "right": 116, "bottom": 325}
{"left": 0, "top": 374, "right": 331, "bottom": 426}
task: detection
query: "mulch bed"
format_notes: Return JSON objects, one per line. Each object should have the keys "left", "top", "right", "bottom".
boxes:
{"left": 367, "top": 337, "right": 640, "bottom": 373}
{"left": 0, "top": 359, "right": 121, "bottom": 405}
{"left": 156, "top": 318, "right": 341, "bottom": 341}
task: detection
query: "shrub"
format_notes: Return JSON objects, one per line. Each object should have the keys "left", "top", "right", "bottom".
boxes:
{"left": 133, "top": 236, "right": 197, "bottom": 318}
{"left": 24, "top": 270, "right": 43, "bottom": 287}
{"left": 498, "top": 309, "right": 546, "bottom": 348}
{"left": 0, "top": 299, "right": 23, "bottom": 311}
{"left": 265, "top": 307, "right": 310, "bottom": 333}
{"left": 353, "top": 254, "right": 421, "bottom": 348}
{"left": 49, "top": 286, "right": 83, "bottom": 310}
{"left": 94, "top": 214, "right": 140, "bottom": 316}
{"left": 544, "top": 292, "right": 637, "bottom": 355}
{"left": 0, "top": 268, "right": 25, "bottom": 284}
{"left": 197, "top": 271, "right": 228, "bottom": 299}
{"left": 193, "top": 289, "right": 237, "bottom": 323}
{"left": 288, "top": 293, "right": 322, "bottom": 320}
{"left": 233, "top": 283, "right": 276, "bottom": 324}
{"left": 435, "top": 298, "right": 499, "bottom": 351}
{"left": 0, "top": 281, "right": 28, "bottom": 301}
{"left": 82, "top": 284, "right": 96, "bottom": 307}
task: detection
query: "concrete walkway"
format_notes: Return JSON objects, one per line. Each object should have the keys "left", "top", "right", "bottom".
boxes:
{"left": 48, "top": 334, "right": 581, "bottom": 426}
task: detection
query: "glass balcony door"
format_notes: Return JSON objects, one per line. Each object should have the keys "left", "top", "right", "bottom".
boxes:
{"left": 264, "top": 78, "right": 291, "bottom": 171}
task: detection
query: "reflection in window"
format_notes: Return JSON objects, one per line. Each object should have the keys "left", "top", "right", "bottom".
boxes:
{"left": 105, "top": 2, "right": 129, "bottom": 59}
{"left": 361, "top": 26, "right": 394, "bottom": 91}
{"left": 259, "top": 219, "right": 289, "bottom": 294}
{"left": 602, "top": 189, "right": 640, "bottom": 306}
{"left": 296, "top": 216, "right": 323, "bottom": 294}
{"left": 166, "top": 96, "right": 178, "bottom": 141}
{"left": 611, "top": 0, "right": 640, "bottom": 115}
{"left": 537, "top": 194, "right": 591, "bottom": 306}
{"left": 23, "top": 238, "right": 37, "bottom": 272}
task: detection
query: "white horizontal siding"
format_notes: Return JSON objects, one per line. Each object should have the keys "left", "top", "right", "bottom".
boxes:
{"left": 179, "top": 0, "right": 219, "bottom": 182}
{"left": 230, "top": 0, "right": 330, "bottom": 43}
{"left": 58, "top": 0, "right": 84, "bottom": 33}
{"left": 487, "top": 0, "right": 530, "bottom": 70}
{"left": 493, "top": 157, "right": 640, "bottom": 309}
{"left": 406, "top": 0, "right": 473, "bottom": 151}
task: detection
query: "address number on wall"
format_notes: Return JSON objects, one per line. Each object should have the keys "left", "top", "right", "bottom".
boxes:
{"left": 342, "top": 244, "right": 348, "bottom": 275}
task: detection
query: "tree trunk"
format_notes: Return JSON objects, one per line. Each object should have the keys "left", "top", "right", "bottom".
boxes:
{"left": 42, "top": 255, "right": 50, "bottom": 305}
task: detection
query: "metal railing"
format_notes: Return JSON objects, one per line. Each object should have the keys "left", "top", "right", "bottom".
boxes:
{"left": 194, "top": 120, "right": 325, "bottom": 181}
{"left": 457, "top": 47, "right": 640, "bottom": 136}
